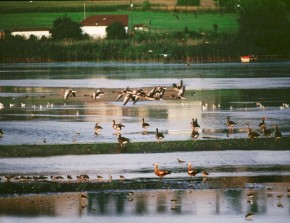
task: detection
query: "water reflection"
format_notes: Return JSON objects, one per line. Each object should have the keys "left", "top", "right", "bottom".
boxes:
{"left": 0, "top": 186, "right": 289, "bottom": 219}
{"left": 0, "top": 62, "right": 290, "bottom": 145}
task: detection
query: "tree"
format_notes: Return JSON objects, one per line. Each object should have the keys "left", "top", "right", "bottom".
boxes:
{"left": 51, "top": 16, "right": 84, "bottom": 41}
{"left": 106, "top": 22, "right": 128, "bottom": 40}
{"left": 236, "top": 0, "right": 290, "bottom": 53}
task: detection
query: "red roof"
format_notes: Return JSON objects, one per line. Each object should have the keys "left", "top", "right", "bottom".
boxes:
{"left": 80, "top": 15, "right": 128, "bottom": 27}
{"left": 11, "top": 28, "right": 50, "bottom": 32}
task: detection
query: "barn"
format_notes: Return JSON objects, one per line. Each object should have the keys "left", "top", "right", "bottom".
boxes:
{"left": 80, "top": 15, "right": 128, "bottom": 39}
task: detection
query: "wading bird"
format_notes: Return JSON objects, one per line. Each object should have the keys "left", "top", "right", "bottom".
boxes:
{"left": 187, "top": 163, "right": 199, "bottom": 179}
{"left": 246, "top": 124, "right": 260, "bottom": 142}
{"left": 273, "top": 124, "right": 282, "bottom": 143}
{"left": 112, "top": 120, "right": 125, "bottom": 131}
{"left": 141, "top": 118, "right": 150, "bottom": 132}
{"left": 155, "top": 128, "right": 164, "bottom": 143}
{"left": 154, "top": 163, "right": 172, "bottom": 180}
{"left": 117, "top": 133, "right": 131, "bottom": 148}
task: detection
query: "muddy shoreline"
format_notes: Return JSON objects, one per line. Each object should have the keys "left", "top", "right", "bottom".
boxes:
{"left": 0, "top": 137, "right": 289, "bottom": 157}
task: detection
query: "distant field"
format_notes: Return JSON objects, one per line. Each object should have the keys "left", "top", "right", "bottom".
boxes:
{"left": 0, "top": 1, "right": 237, "bottom": 32}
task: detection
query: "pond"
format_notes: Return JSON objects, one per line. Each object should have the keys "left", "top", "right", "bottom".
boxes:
{"left": 0, "top": 62, "right": 290, "bottom": 145}
{"left": 0, "top": 61, "right": 290, "bottom": 222}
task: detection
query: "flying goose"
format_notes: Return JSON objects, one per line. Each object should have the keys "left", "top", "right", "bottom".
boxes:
{"left": 64, "top": 89, "right": 76, "bottom": 100}
{"left": 173, "top": 80, "right": 183, "bottom": 91}
{"left": 171, "top": 85, "right": 186, "bottom": 99}
{"left": 94, "top": 122, "right": 103, "bottom": 135}
{"left": 92, "top": 89, "right": 104, "bottom": 99}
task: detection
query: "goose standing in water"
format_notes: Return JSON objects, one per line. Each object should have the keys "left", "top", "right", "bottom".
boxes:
{"left": 155, "top": 128, "right": 164, "bottom": 143}
{"left": 191, "top": 128, "right": 199, "bottom": 140}
{"left": 112, "top": 120, "right": 125, "bottom": 131}
{"left": 141, "top": 118, "right": 150, "bottom": 133}
{"left": 246, "top": 124, "right": 260, "bottom": 142}
{"left": 227, "top": 116, "right": 236, "bottom": 134}
{"left": 187, "top": 163, "right": 199, "bottom": 179}
{"left": 154, "top": 163, "right": 172, "bottom": 180}
{"left": 117, "top": 133, "right": 131, "bottom": 148}
{"left": 191, "top": 118, "right": 200, "bottom": 129}
{"left": 64, "top": 89, "right": 76, "bottom": 101}
{"left": 273, "top": 124, "right": 282, "bottom": 143}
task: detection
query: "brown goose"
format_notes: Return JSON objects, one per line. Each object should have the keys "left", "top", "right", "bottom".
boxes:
{"left": 154, "top": 163, "right": 172, "bottom": 180}
{"left": 187, "top": 163, "right": 199, "bottom": 178}
{"left": 191, "top": 128, "right": 199, "bottom": 140}
{"left": 227, "top": 116, "right": 237, "bottom": 128}
{"left": 273, "top": 124, "right": 282, "bottom": 143}
{"left": 64, "top": 89, "right": 76, "bottom": 101}
{"left": 117, "top": 133, "right": 131, "bottom": 148}
{"left": 92, "top": 89, "right": 104, "bottom": 100}
{"left": 112, "top": 120, "right": 125, "bottom": 131}
{"left": 155, "top": 128, "right": 164, "bottom": 143}
{"left": 172, "top": 80, "right": 183, "bottom": 91}
{"left": 258, "top": 117, "right": 266, "bottom": 129}
{"left": 142, "top": 118, "right": 150, "bottom": 131}
{"left": 246, "top": 124, "right": 260, "bottom": 142}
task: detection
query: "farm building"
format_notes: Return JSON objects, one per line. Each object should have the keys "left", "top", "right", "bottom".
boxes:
{"left": 10, "top": 27, "right": 51, "bottom": 39}
{"left": 80, "top": 15, "right": 128, "bottom": 39}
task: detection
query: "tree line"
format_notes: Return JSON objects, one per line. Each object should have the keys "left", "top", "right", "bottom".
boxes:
{"left": 0, "top": 0, "right": 289, "bottom": 63}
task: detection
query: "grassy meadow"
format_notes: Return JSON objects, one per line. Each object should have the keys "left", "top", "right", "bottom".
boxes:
{"left": 0, "top": 1, "right": 238, "bottom": 33}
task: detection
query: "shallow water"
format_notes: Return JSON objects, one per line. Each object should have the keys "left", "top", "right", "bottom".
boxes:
{"left": 0, "top": 62, "right": 290, "bottom": 145}
{"left": 0, "top": 150, "right": 290, "bottom": 222}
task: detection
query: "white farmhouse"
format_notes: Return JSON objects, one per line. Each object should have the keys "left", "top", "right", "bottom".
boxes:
{"left": 80, "top": 15, "right": 128, "bottom": 39}
{"left": 11, "top": 28, "right": 50, "bottom": 39}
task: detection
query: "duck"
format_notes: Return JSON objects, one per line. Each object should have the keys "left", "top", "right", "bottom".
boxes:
{"left": 273, "top": 124, "right": 282, "bottom": 142}
{"left": 112, "top": 120, "right": 125, "bottom": 131}
{"left": 64, "top": 89, "right": 76, "bottom": 100}
{"left": 246, "top": 124, "right": 260, "bottom": 142}
{"left": 155, "top": 128, "right": 164, "bottom": 143}
{"left": 141, "top": 118, "right": 150, "bottom": 131}
{"left": 94, "top": 122, "right": 103, "bottom": 135}
{"left": 117, "top": 133, "right": 131, "bottom": 148}
{"left": 154, "top": 163, "right": 172, "bottom": 180}
{"left": 187, "top": 163, "right": 199, "bottom": 178}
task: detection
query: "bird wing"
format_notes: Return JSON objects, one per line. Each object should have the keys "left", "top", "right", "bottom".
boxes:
{"left": 64, "top": 89, "right": 71, "bottom": 100}
{"left": 123, "top": 93, "right": 132, "bottom": 105}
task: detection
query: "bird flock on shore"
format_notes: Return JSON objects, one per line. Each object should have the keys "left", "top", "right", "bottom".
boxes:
{"left": 0, "top": 79, "right": 288, "bottom": 145}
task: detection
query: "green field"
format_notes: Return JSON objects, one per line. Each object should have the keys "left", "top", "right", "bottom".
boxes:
{"left": 0, "top": 1, "right": 238, "bottom": 33}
